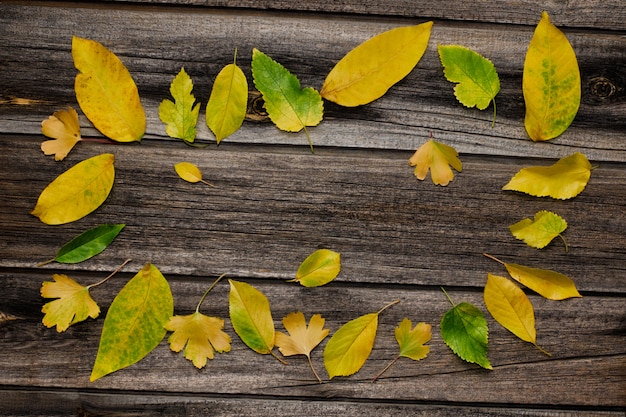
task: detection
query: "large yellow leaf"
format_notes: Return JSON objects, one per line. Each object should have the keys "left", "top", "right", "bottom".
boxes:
{"left": 31, "top": 153, "right": 115, "bottom": 225}
{"left": 505, "top": 263, "right": 582, "bottom": 301}
{"left": 523, "top": 11, "right": 580, "bottom": 141}
{"left": 72, "top": 36, "right": 146, "bottom": 142}
{"left": 321, "top": 22, "right": 433, "bottom": 107}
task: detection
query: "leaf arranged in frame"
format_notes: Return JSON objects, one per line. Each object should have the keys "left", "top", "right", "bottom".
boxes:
{"left": 438, "top": 45, "right": 500, "bottom": 126}
{"left": 484, "top": 254, "right": 582, "bottom": 300}
{"left": 31, "top": 153, "right": 115, "bottom": 225}
{"left": 291, "top": 249, "right": 341, "bottom": 287}
{"left": 440, "top": 289, "right": 492, "bottom": 370}
{"left": 502, "top": 152, "right": 591, "bottom": 199}
{"left": 72, "top": 36, "right": 146, "bottom": 142}
{"left": 40, "top": 274, "right": 100, "bottom": 332}
{"left": 206, "top": 51, "right": 248, "bottom": 144}
{"left": 324, "top": 300, "right": 399, "bottom": 379}
{"left": 251, "top": 48, "right": 323, "bottom": 152}
{"left": 275, "top": 312, "right": 329, "bottom": 382}
{"left": 41, "top": 107, "right": 82, "bottom": 161}
{"left": 509, "top": 211, "right": 568, "bottom": 250}
{"left": 40, "top": 224, "right": 125, "bottom": 266}
{"left": 523, "top": 11, "right": 580, "bottom": 141}
{"left": 91, "top": 263, "right": 173, "bottom": 381}
{"left": 321, "top": 22, "right": 433, "bottom": 107}
{"left": 409, "top": 137, "right": 462, "bottom": 186}
{"left": 159, "top": 67, "right": 200, "bottom": 143}
{"left": 174, "top": 162, "right": 214, "bottom": 187}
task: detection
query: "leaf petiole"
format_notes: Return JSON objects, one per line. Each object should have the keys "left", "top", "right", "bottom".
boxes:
{"left": 303, "top": 126, "right": 314, "bottom": 154}
{"left": 372, "top": 355, "right": 400, "bottom": 383}
{"left": 441, "top": 287, "right": 455, "bottom": 307}
{"left": 483, "top": 253, "right": 506, "bottom": 266}
{"left": 491, "top": 99, "right": 497, "bottom": 128}
{"left": 377, "top": 299, "right": 401, "bottom": 315}
{"left": 87, "top": 258, "right": 132, "bottom": 289}
{"left": 307, "top": 355, "right": 323, "bottom": 383}
{"left": 196, "top": 273, "right": 227, "bottom": 313}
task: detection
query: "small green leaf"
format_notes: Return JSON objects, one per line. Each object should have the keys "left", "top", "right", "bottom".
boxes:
{"left": 228, "top": 279, "right": 275, "bottom": 355}
{"left": 159, "top": 67, "right": 201, "bottom": 143}
{"left": 90, "top": 263, "right": 173, "bottom": 381}
{"left": 509, "top": 211, "right": 568, "bottom": 250}
{"left": 47, "top": 224, "right": 125, "bottom": 265}
{"left": 291, "top": 249, "right": 341, "bottom": 287}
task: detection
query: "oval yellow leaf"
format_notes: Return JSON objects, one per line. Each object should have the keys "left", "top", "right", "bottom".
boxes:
{"left": 228, "top": 279, "right": 275, "bottom": 355}
{"left": 523, "top": 11, "right": 580, "bottom": 141}
{"left": 505, "top": 262, "right": 582, "bottom": 301}
{"left": 206, "top": 61, "right": 248, "bottom": 143}
{"left": 72, "top": 36, "right": 146, "bottom": 142}
{"left": 321, "top": 22, "right": 433, "bottom": 107}
{"left": 31, "top": 153, "right": 115, "bottom": 225}
{"left": 292, "top": 249, "right": 341, "bottom": 287}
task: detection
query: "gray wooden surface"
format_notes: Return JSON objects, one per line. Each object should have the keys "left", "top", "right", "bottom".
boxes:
{"left": 0, "top": 1, "right": 624, "bottom": 416}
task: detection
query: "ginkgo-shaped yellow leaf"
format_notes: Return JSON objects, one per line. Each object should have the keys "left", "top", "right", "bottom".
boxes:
{"left": 72, "top": 36, "right": 146, "bottom": 142}
{"left": 523, "top": 11, "right": 580, "bottom": 141}
{"left": 484, "top": 274, "right": 549, "bottom": 355}
{"left": 321, "top": 22, "right": 433, "bottom": 107}
{"left": 409, "top": 137, "right": 462, "bottom": 186}
{"left": 502, "top": 152, "right": 591, "bottom": 199}
{"left": 41, "top": 107, "right": 82, "bottom": 161}
{"left": 510, "top": 211, "right": 568, "bottom": 250}
{"left": 159, "top": 67, "right": 200, "bottom": 143}
{"left": 275, "top": 312, "right": 329, "bottom": 382}
{"left": 40, "top": 274, "right": 99, "bottom": 332}
{"left": 31, "top": 153, "right": 115, "bottom": 225}
{"left": 174, "top": 162, "right": 214, "bottom": 187}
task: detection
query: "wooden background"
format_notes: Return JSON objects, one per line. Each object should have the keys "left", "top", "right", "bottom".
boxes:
{"left": 1, "top": 1, "right": 625, "bottom": 415}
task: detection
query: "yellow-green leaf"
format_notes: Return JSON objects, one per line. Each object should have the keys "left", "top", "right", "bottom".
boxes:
{"left": 409, "top": 137, "right": 462, "bottom": 186}
{"left": 291, "top": 249, "right": 341, "bottom": 287}
{"left": 72, "top": 36, "right": 145, "bottom": 142}
{"left": 502, "top": 152, "right": 591, "bottom": 199}
{"left": 159, "top": 67, "right": 200, "bottom": 143}
{"left": 523, "top": 11, "right": 580, "bottom": 141}
{"left": 40, "top": 274, "right": 100, "bottom": 332}
{"left": 206, "top": 53, "right": 248, "bottom": 144}
{"left": 228, "top": 279, "right": 275, "bottom": 355}
{"left": 174, "top": 162, "right": 214, "bottom": 187}
{"left": 41, "top": 107, "right": 82, "bottom": 161}
{"left": 31, "top": 153, "right": 115, "bottom": 225}
{"left": 509, "top": 211, "right": 568, "bottom": 249}
{"left": 321, "top": 22, "right": 433, "bottom": 107}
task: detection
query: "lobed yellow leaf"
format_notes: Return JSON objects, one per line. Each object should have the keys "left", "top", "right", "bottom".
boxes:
{"left": 409, "top": 138, "right": 462, "bottom": 186}
{"left": 40, "top": 274, "right": 100, "bottom": 332}
{"left": 395, "top": 318, "right": 431, "bottom": 361}
{"left": 41, "top": 107, "right": 82, "bottom": 161}
{"left": 275, "top": 312, "right": 329, "bottom": 358}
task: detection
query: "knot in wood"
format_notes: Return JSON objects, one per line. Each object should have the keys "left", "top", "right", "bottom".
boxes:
{"left": 246, "top": 90, "right": 270, "bottom": 122}
{"left": 589, "top": 76, "right": 617, "bottom": 100}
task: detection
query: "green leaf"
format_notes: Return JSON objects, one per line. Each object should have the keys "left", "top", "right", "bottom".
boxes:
{"left": 228, "top": 279, "right": 275, "bottom": 355}
{"left": 438, "top": 45, "right": 500, "bottom": 126}
{"left": 251, "top": 48, "right": 323, "bottom": 152}
{"left": 47, "top": 224, "right": 125, "bottom": 265}
{"left": 509, "top": 211, "right": 568, "bottom": 250}
{"left": 440, "top": 290, "right": 492, "bottom": 370}
{"left": 90, "top": 263, "right": 173, "bottom": 381}
{"left": 206, "top": 51, "right": 248, "bottom": 144}
{"left": 291, "top": 249, "right": 341, "bottom": 287}
{"left": 159, "top": 67, "right": 200, "bottom": 143}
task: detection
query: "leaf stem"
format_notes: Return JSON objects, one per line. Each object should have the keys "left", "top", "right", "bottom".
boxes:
{"left": 196, "top": 273, "right": 227, "bottom": 313}
{"left": 87, "top": 258, "right": 132, "bottom": 289}
{"left": 270, "top": 349, "right": 289, "bottom": 365}
{"left": 534, "top": 343, "right": 552, "bottom": 357}
{"left": 200, "top": 179, "right": 215, "bottom": 188}
{"left": 377, "top": 299, "right": 401, "bottom": 315}
{"left": 303, "top": 126, "right": 314, "bottom": 154}
{"left": 308, "top": 355, "right": 323, "bottom": 383}
{"left": 558, "top": 234, "right": 569, "bottom": 253}
{"left": 37, "top": 258, "right": 55, "bottom": 267}
{"left": 491, "top": 99, "right": 497, "bottom": 128}
{"left": 441, "top": 287, "right": 455, "bottom": 307}
{"left": 372, "top": 355, "right": 399, "bottom": 383}
{"left": 483, "top": 253, "right": 506, "bottom": 266}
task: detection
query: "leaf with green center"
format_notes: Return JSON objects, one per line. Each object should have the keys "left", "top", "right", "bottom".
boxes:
{"left": 90, "top": 263, "right": 173, "bottom": 381}
{"left": 40, "top": 224, "right": 125, "bottom": 266}
{"left": 159, "top": 67, "right": 200, "bottom": 143}
{"left": 291, "top": 249, "right": 341, "bottom": 287}
{"left": 251, "top": 48, "right": 323, "bottom": 152}
{"left": 438, "top": 45, "right": 500, "bottom": 126}
{"left": 509, "top": 211, "right": 568, "bottom": 250}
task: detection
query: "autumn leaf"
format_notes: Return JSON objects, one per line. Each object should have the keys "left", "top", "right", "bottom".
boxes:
{"left": 31, "top": 153, "right": 115, "bottom": 225}
{"left": 165, "top": 274, "right": 231, "bottom": 369}
{"left": 290, "top": 249, "right": 341, "bottom": 287}
{"left": 484, "top": 254, "right": 582, "bottom": 300}
{"left": 72, "top": 36, "right": 145, "bottom": 142}
{"left": 438, "top": 45, "right": 500, "bottom": 126}
{"left": 159, "top": 67, "right": 200, "bottom": 143}
{"left": 373, "top": 318, "right": 431, "bottom": 382}
{"left": 321, "top": 22, "right": 433, "bottom": 107}
{"left": 251, "top": 48, "right": 323, "bottom": 153}
{"left": 91, "top": 263, "right": 173, "bottom": 381}
{"left": 174, "top": 162, "right": 214, "bottom": 187}
{"left": 41, "top": 107, "right": 82, "bottom": 161}
{"left": 324, "top": 300, "right": 399, "bottom": 379}
{"left": 206, "top": 50, "right": 248, "bottom": 144}
{"left": 440, "top": 288, "right": 491, "bottom": 370}
{"left": 509, "top": 211, "right": 568, "bottom": 250}
{"left": 523, "top": 11, "right": 580, "bottom": 141}
{"left": 502, "top": 152, "right": 591, "bottom": 199}
{"left": 275, "top": 312, "right": 329, "bottom": 382}
{"left": 409, "top": 136, "right": 462, "bottom": 186}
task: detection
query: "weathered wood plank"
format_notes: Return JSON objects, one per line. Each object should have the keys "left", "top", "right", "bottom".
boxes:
{"left": 1, "top": 4, "right": 625, "bottom": 161}
{"left": 1, "top": 136, "right": 625, "bottom": 293}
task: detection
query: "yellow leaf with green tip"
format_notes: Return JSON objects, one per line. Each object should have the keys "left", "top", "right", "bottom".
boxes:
{"left": 509, "top": 211, "right": 568, "bottom": 249}
{"left": 228, "top": 279, "right": 275, "bottom": 355}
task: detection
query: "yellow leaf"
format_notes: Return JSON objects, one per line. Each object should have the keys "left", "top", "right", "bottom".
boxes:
{"left": 174, "top": 162, "right": 214, "bottom": 187}
{"left": 72, "top": 36, "right": 146, "bottom": 142}
{"left": 502, "top": 152, "right": 591, "bottom": 199}
{"left": 523, "top": 11, "right": 580, "bottom": 141}
{"left": 31, "top": 153, "right": 115, "bottom": 225}
{"left": 41, "top": 107, "right": 82, "bottom": 161}
{"left": 40, "top": 274, "right": 100, "bottom": 332}
{"left": 505, "top": 263, "right": 582, "bottom": 301}
{"left": 165, "top": 312, "right": 231, "bottom": 369}
{"left": 409, "top": 138, "right": 462, "bottom": 186}
{"left": 509, "top": 210, "right": 568, "bottom": 250}
{"left": 396, "top": 318, "right": 431, "bottom": 361}
{"left": 321, "top": 22, "right": 433, "bottom": 106}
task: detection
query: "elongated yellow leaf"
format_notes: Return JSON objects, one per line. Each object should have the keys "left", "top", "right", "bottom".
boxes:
{"left": 523, "top": 11, "right": 580, "bottom": 141}
{"left": 505, "top": 262, "right": 582, "bottom": 300}
{"left": 228, "top": 279, "right": 275, "bottom": 355}
{"left": 321, "top": 22, "right": 432, "bottom": 107}
{"left": 31, "top": 153, "right": 115, "bottom": 225}
{"left": 72, "top": 36, "right": 146, "bottom": 142}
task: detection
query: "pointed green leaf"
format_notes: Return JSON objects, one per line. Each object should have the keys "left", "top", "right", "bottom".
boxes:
{"left": 159, "top": 67, "right": 200, "bottom": 143}
{"left": 228, "top": 279, "right": 275, "bottom": 354}
{"left": 90, "top": 263, "right": 173, "bottom": 381}
{"left": 292, "top": 249, "right": 341, "bottom": 287}
{"left": 53, "top": 224, "right": 125, "bottom": 264}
